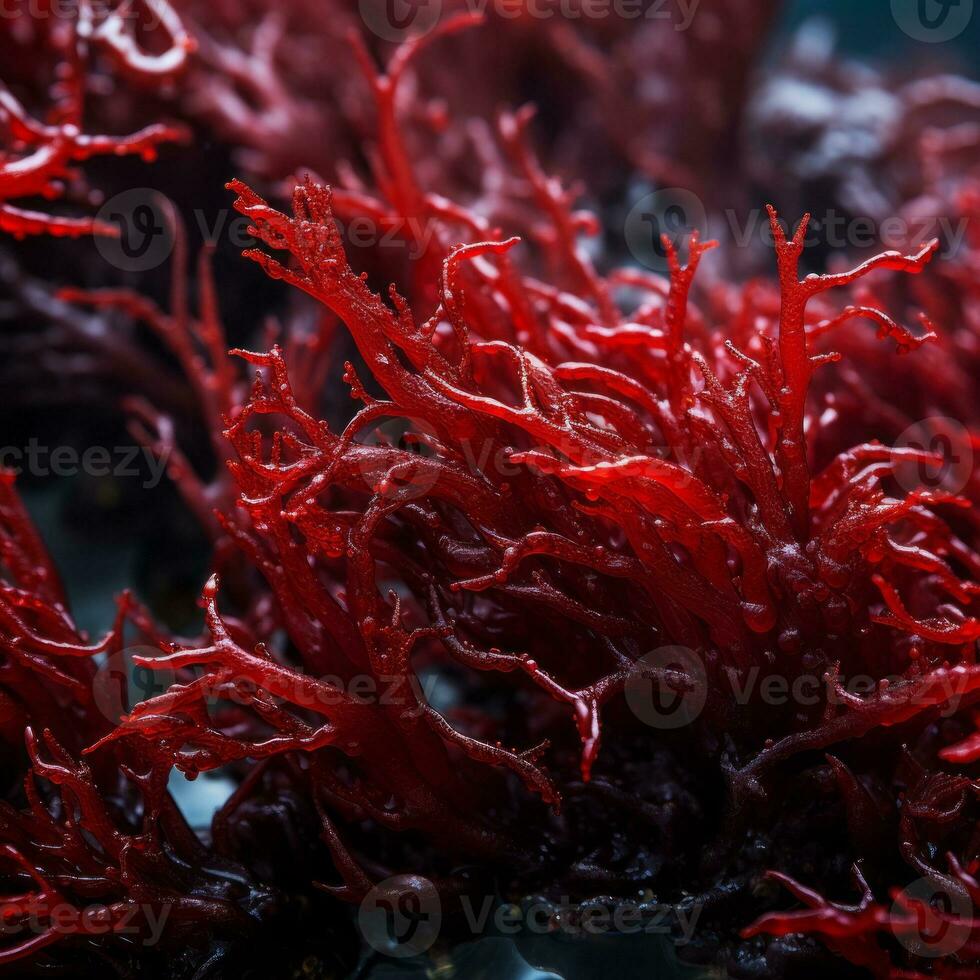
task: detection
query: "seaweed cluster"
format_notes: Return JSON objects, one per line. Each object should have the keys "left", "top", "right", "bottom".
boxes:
{"left": 1, "top": 2, "right": 980, "bottom": 978}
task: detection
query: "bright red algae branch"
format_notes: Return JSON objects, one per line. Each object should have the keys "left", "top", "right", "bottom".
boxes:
{"left": 0, "top": 472, "right": 261, "bottom": 966}
{"left": 0, "top": 0, "right": 189, "bottom": 237}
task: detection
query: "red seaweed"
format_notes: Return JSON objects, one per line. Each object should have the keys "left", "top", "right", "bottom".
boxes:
{"left": 2, "top": 4, "right": 980, "bottom": 978}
